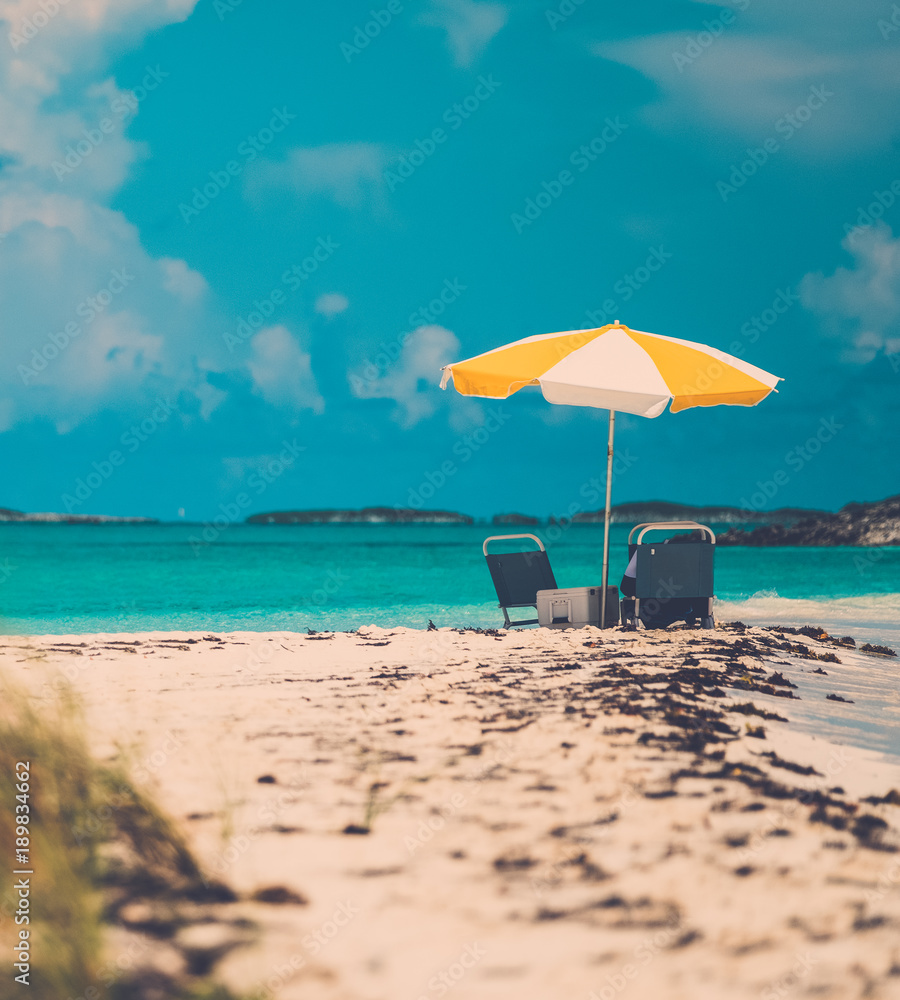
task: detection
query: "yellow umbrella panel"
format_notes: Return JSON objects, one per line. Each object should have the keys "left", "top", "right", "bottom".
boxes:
{"left": 439, "top": 321, "right": 783, "bottom": 626}
{"left": 440, "top": 322, "right": 780, "bottom": 416}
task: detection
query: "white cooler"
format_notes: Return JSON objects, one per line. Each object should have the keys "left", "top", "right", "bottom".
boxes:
{"left": 537, "top": 586, "right": 603, "bottom": 629}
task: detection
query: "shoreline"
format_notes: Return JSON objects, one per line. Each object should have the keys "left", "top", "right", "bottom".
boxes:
{"left": 4, "top": 600, "right": 899, "bottom": 657}
{"left": 3, "top": 623, "right": 900, "bottom": 998}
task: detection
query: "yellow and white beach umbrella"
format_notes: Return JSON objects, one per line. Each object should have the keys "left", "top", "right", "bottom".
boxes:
{"left": 439, "top": 320, "right": 783, "bottom": 625}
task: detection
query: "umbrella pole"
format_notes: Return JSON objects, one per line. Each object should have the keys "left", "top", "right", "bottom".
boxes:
{"left": 600, "top": 409, "right": 616, "bottom": 628}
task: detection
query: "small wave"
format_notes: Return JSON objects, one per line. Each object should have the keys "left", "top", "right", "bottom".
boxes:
{"left": 716, "top": 592, "right": 900, "bottom": 649}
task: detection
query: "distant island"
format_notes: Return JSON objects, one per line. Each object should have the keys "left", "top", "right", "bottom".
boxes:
{"left": 492, "top": 513, "right": 540, "bottom": 526}
{"left": 570, "top": 500, "right": 826, "bottom": 525}
{"left": 0, "top": 507, "right": 157, "bottom": 524}
{"left": 247, "top": 501, "right": 829, "bottom": 528}
{"left": 4, "top": 498, "right": 895, "bottom": 544}
{"left": 717, "top": 496, "right": 900, "bottom": 547}
{"left": 246, "top": 507, "right": 474, "bottom": 525}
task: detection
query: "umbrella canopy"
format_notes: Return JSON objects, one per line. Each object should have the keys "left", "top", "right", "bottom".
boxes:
{"left": 439, "top": 320, "right": 783, "bottom": 627}
{"left": 439, "top": 321, "right": 781, "bottom": 417}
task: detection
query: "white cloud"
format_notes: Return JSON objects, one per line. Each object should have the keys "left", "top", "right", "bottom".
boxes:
{"left": 247, "top": 325, "right": 325, "bottom": 415}
{"left": 315, "top": 292, "right": 349, "bottom": 318}
{"left": 800, "top": 224, "right": 900, "bottom": 364}
{"left": 0, "top": 75, "right": 146, "bottom": 195}
{"left": 351, "top": 324, "right": 465, "bottom": 428}
{"left": 246, "top": 143, "right": 389, "bottom": 208}
{"left": 419, "top": 0, "right": 508, "bottom": 68}
{"left": 0, "top": 0, "right": 296, "bottom": 434}
{"left": 596, "top": 0, "right": 900, "bottom": 155}
{"left": 1, "top": 0, "right": 196, "bottom": 59}
{"left": 160, "top": 257, "right": 207, "bottom": 302}
{"left": 0, "top": 184, "right": 130, "bottom": 250}
{"left": 0, "top": 184, "right": 231, "bottom": 429}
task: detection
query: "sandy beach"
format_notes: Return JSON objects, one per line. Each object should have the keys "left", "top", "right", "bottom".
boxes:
{"left": 3, "top": 622, "right": 900, "bottom": 1000}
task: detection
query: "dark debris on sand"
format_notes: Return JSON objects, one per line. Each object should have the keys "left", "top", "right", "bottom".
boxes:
{"left": 410, "top": 623, "right": 900, "bottom": 863}
{"left": 860, "top": 642, "right": 897, "bottom": 657}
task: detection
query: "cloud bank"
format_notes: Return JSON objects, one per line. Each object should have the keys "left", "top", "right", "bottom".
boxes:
{"left": 801, "top": 224, "right": 900, "bottom": 364}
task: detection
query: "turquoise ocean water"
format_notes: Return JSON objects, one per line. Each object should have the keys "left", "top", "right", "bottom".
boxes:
{"left": 1, "top": 523, "right": 898, "bottom": 649}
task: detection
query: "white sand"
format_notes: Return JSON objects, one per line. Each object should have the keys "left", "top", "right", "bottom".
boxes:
{"left": 3, "top": 624, "right": 900, "bottom": 999}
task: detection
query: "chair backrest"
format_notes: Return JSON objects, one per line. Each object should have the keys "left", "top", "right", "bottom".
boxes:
{"left": 483, "top": 535, "right": 557, "bottom": 607}
{"left": 634, "top": 542, "right": 714, "bottom": 600}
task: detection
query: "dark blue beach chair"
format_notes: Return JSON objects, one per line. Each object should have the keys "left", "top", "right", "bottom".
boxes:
{"left": 620, "top": 521, "right": 716, "bottom": 630}
{"left": 483, "top": 534, "right": 557, "bottom": 628}
{"left": 483, "top": 533, "right": 619, "bottom": 629}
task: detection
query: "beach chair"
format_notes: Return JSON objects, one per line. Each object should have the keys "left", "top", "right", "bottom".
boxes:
{"left": 483, "top": 534, "right": 619, "bottom": 629}
{"left": 483, "top": 534, "right": 557, "bottom": 628}
{"left": 620, "top": 521, "right": 716, "bottom": 630}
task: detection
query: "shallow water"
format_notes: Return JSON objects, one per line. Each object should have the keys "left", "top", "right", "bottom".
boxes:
{"left": 0, "top": 523, "right": 897, "bottom": 648}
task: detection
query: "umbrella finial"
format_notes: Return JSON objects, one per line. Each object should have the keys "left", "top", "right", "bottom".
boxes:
{"left": 614, "top": 319, "right": 619, "bottom": 325}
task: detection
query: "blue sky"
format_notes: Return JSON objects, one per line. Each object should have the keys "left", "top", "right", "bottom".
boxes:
{"left": 1, "top": 0, "right": 898, "bottom": 520}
